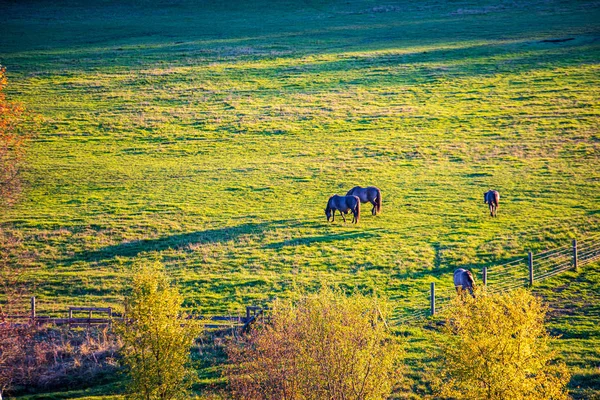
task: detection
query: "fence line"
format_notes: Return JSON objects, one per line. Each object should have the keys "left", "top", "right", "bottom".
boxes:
{"left": 3, "top": 237, "right": 599, "bottom": 330}
{"left": 397, "top": 237, "right": 600, "bottom": 324}
{"left": 0, "top": 302, "right": 266, "bottom": 332}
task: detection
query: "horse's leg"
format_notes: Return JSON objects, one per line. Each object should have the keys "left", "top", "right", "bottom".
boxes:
{"left": 331, "top": 209, "right": 335, "bottom": 222}
{"left": 340, "top": 212, "right": 346, "bottom": 223}
{"left": 370, "top": 200, "right": 376, "bottom": 215}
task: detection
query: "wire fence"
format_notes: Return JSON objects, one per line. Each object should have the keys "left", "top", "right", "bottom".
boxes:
{"left": 3, "top": 237, "right": 599, "bottom": 329}
{"left": 394, "top": 237, "right": 600, "bottom": 325}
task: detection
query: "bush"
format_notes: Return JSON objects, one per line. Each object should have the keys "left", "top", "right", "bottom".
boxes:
{"left": 0, "top": 325, "right": 120, "bottom": 397}
{"left": 434, "top": 289, "right": 570, "bottom": 400}
{"left": 0, "top": 324, "right": 37, "bottom": 396}
{"left": 116, "top": 262, "right": 202, "bottom": 400}
{"left": 225, "top": 287, "right": 402, "bottom": 400}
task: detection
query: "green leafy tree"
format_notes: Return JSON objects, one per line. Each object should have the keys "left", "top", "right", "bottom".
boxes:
{"left": 117, "top": 263, "right": 202, "bottom": 400}
{"left": 226, "top": 287, "right": 402, "bottom": 400}
{"left": 434, "top": 289, "right": 570, "bottom": 400}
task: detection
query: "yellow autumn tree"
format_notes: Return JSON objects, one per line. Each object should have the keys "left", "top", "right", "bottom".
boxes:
{"left": 226, "top": 287, "right": 402, "bottom": 400}
{"left": 434, "top": 289, "right": 570, "bottom": 400}
{"left": 117, "top": 263, "right": 202, "bottom": 400}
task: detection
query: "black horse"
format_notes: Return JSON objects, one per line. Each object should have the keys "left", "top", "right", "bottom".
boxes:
{"left": 484, "top": 190, "right": 500, "bottom": 217}
{"left": 346, "top": 186, "right": 382, "bottom": 216}
{"left": 325, "top": 195, "right": 361, "bottom": 224}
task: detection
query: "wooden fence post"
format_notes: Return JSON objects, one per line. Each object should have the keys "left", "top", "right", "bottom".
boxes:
{"left": 30, "top": 296, "right": 36, "bottom": 324}
{"left": 482, "top": 267, "right": 487, "bottom": 286}
{"left": 430, "top": 282, "right": 436, "bottom": 316}
{"left": 528, "top": 251, "right": 534, "bottom": 286}
{"left": 573, "top": 239, "right": 578, "bottom": 271}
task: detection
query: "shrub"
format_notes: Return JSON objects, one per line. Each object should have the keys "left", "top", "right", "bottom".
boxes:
{"left": 225, "top": 287, "right": 402, "bottom": 400}
{"left": 0, "top": 325, "right": 120, "bottom": 397}
{"left": 0, "top": 324, "right": 37, "bottom": 396}
{"left": 434, "top": 289, "right": 570, "bottom": 400}
{"left": 116, "top": 262, "right": 202, "bottom": 400}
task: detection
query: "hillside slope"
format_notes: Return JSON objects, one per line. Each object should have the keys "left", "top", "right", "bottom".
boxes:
{"left": 1, "top": 0, "right": 599, "bottom": 397}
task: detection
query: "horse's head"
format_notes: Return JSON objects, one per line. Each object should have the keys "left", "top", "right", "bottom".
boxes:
{"left": 483, "top": 191, "right": 488, "bottom": 203}
{"left": 466, "top": 270, "right": 476, "bottom": 297}
{"left": 325, "top": 207, "right": 331, "bottom": 221}
{"left": 325, "top": 196, "right": 334, "bottom": 221}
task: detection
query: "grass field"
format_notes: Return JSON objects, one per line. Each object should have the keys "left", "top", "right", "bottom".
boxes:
{"left": 1, "top": 0, "right": 599, "bottom": 397}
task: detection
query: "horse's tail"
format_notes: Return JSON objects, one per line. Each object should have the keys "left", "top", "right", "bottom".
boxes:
{"left": 354, "top": 196, "right": 360, "bottom": 223}
{"left": 375, "top": 188, "right": 382, "bottom": 214}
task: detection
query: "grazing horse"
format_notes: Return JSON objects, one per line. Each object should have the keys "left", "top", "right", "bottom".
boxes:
{"left": 484, "top": 190, "right": 500, "bottom": 217}
{"left": 454, "top": 268, "right": 476, "bottom": 298}
{"left": 346, "top": 186, "right": 382, "bottom": 216}
{"left": 325, "top": 195, "right": 361, "bottom": 224}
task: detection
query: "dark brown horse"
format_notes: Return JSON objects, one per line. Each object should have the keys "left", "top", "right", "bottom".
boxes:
{"left": 454, "top": 268, "right": 476, "bottom": 298}
{"left": 484, "top": 190, "right": 500, "bottom": 217}
{"left": 325, "top": 195, "right": 361, "bottom": 224}
{"left": 346, "top": 186, "right": 382, "bottom": 216}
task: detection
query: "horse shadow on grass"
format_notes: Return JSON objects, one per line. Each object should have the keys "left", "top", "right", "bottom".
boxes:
{"left": 68, "top": 221, "right": 288, "bottom": 264}
{"left": 67, "top": 219, "right": 345, "bottom": 264}
{"left": 264, "top": 228, "right": 385, "bottom": 250}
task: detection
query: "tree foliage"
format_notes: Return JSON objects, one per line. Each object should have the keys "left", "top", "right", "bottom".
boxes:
{"left": 117, "top": 263, "right": 202, "bottom": 400}
{"left": 226, "top": 287, "right": 402, "bottom": 400}
{"left": 434, "top": 289, "right": 570, "bottom": 400}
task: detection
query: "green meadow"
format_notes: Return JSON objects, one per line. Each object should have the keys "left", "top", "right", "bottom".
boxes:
{"left": 1, "top": 0, "right": 599, "bottom": 397}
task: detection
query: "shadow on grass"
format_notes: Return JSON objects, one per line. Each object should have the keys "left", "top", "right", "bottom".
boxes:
{"left": 68, "top": 219, "right": 333, "bottom": 263}
{"left": 4, "top": 0, "right": 594, "bottom": 82}
{"left": 391, "top": 252, "right": 529, "bottom": 287}
{"left": 70, "top": 221, "right": 280, "bottom": 263}
{"left": 42, "top": 274, "right": 125, "bottom": 300}
{"left": 264, "top": 228, "right": 384, "bottom": 249}
{"left": 13, "top": 376, "right": 125, "bottom": 400}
